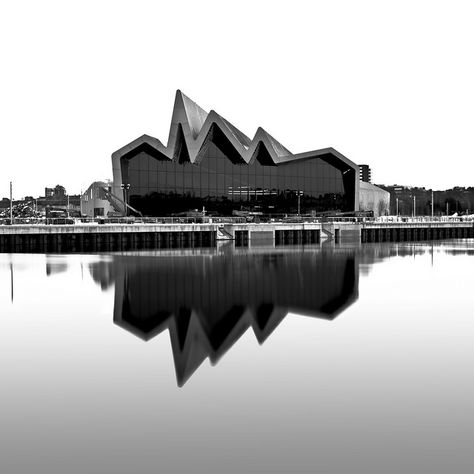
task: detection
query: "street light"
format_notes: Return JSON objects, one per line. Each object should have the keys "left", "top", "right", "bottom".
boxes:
{"left": 431, "top": 190, "right": 434, "bottom": 219}
{"left": 121, "top": 183, "right": 130, "bottom": 216}
{"left": 297, "top": 190, "right": 303, "bottom": 216}
{"left": 398, "top": 199, "right": 404, "bottom": 217}
{"left": 10, "top": 181, "right": 13, "bottom": 222}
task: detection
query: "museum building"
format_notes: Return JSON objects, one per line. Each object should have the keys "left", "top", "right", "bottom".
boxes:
{"left": 111, "top": 91, "right": 360, "bottom": 216}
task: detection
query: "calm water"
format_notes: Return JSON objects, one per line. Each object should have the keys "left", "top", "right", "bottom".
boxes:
{"left": 1, "top": 241, "right": 473, "bottom": 474}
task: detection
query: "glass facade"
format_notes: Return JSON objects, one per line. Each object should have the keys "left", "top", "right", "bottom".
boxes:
{"left": 121, "top": 142, "right": 356, "bottom": 216}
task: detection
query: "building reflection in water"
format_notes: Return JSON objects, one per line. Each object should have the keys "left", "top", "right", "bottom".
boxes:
{"left": 89, "top": 245, "right": 359, "bottom": 386}
{"left": 45, "top": 256, "right": 69, "bottom": 277}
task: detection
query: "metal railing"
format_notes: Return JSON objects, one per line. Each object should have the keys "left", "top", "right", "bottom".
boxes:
{"left": 0, "top": 215, "right": 473, "bottom": 226}
{"left": 0, "top": 216, "right": 248, "bottom": 226}
{"left": 322, "top": 216, "right": 474, "bottom": 224}
{"left": 358, "top": 216, "right": 474, "bottom": 226}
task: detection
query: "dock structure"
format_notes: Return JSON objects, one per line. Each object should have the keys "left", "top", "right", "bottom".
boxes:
{"left": 319, "top": 219, "right": 474, "bottom": 243}
{"left": 360, "top": 221, "right": 474, "bottom": 243}
{"left": 0, "top": 218, "right": 472, "bottom": 253}
{"left": 0, "top": 222, "right": 322, "bottom": 253}
{"left": 0, "top": 223, "right": 216, "bottom": 253}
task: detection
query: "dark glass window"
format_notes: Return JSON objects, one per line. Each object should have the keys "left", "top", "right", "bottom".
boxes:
{"left": 123, "top": 145, "right": 353, "bottom": 216}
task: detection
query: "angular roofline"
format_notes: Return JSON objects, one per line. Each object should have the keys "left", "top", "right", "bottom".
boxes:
{"left": 111, "top": 90, "right": 358, "bottom": 171}
{"left": 111, "top": 91, "right": 360, "bottom": 212}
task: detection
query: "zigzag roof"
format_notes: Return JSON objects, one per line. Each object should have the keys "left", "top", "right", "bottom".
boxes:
{"left": 112, "top": 90, "right": 357, "bottom": 171}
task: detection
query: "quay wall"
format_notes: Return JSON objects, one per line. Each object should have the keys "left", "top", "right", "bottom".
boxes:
{"left": 0, "top": 222, "right": 322, "bottom": 253}
{"left": 0, "top": 221, "right": 473, "bottom": 253}
{"left": 361, "top": 223, "right": 474, "bottom": 243}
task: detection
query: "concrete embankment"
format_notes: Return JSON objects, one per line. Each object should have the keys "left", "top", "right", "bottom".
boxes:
{"left": 0, "top": 222, "right": 322, "bottom": 253}
{"left": 0, "top": 220, "right": 472, "bottom": 253}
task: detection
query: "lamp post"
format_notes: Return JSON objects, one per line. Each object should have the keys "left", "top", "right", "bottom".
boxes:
{"left": 431, "top": 190, "right": 434, "bottom": 219}
{"left": 297, "top": 190, "right": 303, "bottom": 216}
{"left": 121, "top": 183, "right": 130, "bottom": 216}
{"left": 9, "top": 181, "right": 13, "bottom": 221}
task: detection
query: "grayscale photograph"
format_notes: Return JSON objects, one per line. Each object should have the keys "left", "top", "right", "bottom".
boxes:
{"left": 1, "top": 1, "right": 474, "bottom": 473}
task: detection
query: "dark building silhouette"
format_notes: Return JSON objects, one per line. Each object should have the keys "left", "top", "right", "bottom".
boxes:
{"left": 359, "top": 164, "right": 371, "bottom": 183}
{"left": 89, "top": 247, "right": 359, "bottom": 385}
{"left": 111, "top": 91, "right": 359, "bottom": 216}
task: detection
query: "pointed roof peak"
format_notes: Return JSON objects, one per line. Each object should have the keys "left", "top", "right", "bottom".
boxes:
{"left": 173, "top": 90, "right": 208, "bottom": 138}
{"left": 175, "top": 90, "right": 207, "bottom": 113}
{"left": 253, "top": 127, "right": 292, "bottom": 160}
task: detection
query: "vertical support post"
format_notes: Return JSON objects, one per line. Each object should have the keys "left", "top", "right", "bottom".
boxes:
{"left": 10, "top": 181, "right": 13, "bottom": 221}
{"left": 431, "top": 190, "right": 434, "bottom": 219}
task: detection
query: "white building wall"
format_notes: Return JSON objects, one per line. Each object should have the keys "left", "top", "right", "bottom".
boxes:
{"left": 359, "top": 181, "right": 390, "bottom": 217}
{"left": 80, "top": 182, "right": 115, "bottom": 217}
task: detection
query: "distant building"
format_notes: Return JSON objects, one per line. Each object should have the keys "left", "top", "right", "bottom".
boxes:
{"left": 359, "top": 165, "right": 371, "bottom": 183}
{"left": 359, "top": 182, "right": 390, "bottom": 217}
{"left": 81, "top": 181, "right": 115, "bottom": 217}
{"left": 53, "top": 185, "right": 66, "bottom": 198}
{"left": 38, "top": 184, "right": 79, "bottom": 213}
{"left": 44, "top": 185, "right": 66, "bottom": 199}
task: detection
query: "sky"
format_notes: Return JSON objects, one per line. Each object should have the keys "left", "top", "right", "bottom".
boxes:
{"left": 1, "top": 0, "right": 474, "bottom": 199}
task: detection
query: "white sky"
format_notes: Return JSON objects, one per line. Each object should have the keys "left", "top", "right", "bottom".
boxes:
{"left": 1, "top": 0, "right": 473, "bottom": 198}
